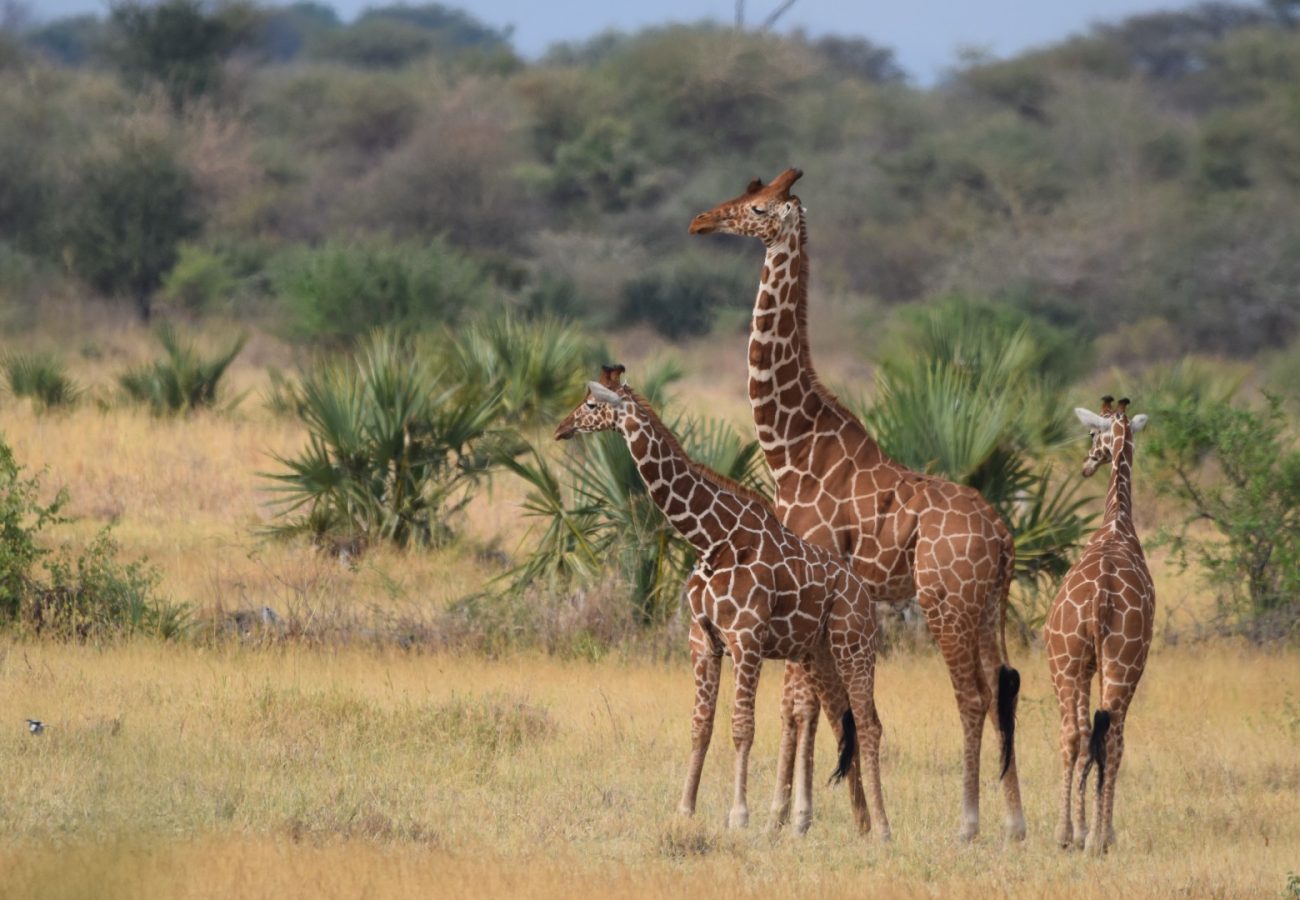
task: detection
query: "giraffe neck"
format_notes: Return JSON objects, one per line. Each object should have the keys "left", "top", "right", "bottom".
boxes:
{"left": 1102, "top": 430, "right": 1135, "bottom": 536}
{"left": 616, "top": 396, "right": 746, "bottom": 555}
{"left": 749, "top": 213, "right": 883, "bottom": 471}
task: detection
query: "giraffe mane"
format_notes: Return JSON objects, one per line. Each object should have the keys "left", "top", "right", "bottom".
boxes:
{"left": 620, "top": 387, "right": 773, "bottom": 510}
{"left": 788, "top": 211, "right": 869, "bottom": 429}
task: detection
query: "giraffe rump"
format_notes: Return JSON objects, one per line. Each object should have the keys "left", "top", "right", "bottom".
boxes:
{"left": 828, "top": 708, "right": 857, "bottom": 785}
{"left": 997, "top": 664, "right": 1020, "bottom": 779}
{"left": 1081, "top": 709, "right": 1111, "bottom": 795}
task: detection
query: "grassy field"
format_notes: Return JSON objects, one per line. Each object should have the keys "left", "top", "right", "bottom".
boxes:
{"left": 0, "top": 643, "right": 1296, "bottom": 898}
{"left": 1, "top": 321, "right": 1297, "bottom": 898}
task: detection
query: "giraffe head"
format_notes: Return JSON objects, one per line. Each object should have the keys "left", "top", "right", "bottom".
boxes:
{"left": 554, "top": 364, "right": 628, "bottom": 441}
{"left": 1074, "top": 395, "right": 1149, "bottom": 477}
{"left": 688, "top": 168, "right": 805, "bottom": 246}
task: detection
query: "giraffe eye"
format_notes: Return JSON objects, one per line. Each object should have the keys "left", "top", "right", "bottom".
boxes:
{"left": 751, "top": 205, "right": 766, "bottom": 215}
{"left": 585, "top": 400, "right": 597, "bottom": 409}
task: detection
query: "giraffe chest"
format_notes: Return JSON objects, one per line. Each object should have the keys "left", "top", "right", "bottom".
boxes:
{"left": 694, "top": 551, "right": 836, "bottom": 661}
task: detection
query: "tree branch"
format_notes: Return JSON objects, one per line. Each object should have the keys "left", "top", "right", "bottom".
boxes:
{"left": 760, "top": 0, "right": 797, "bottom": 31}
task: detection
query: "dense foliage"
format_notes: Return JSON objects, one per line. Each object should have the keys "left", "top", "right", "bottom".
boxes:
{"left": 0, "top": 2, "right": 1296, "bottom": 355}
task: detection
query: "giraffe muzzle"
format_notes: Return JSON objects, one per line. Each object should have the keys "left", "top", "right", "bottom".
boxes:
{"left": 688, "top": 214, "right": 718, "bottom": 235}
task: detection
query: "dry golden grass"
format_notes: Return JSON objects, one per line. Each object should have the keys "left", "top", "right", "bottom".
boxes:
{"left": 0, "top": 643, "right": 1296, "bottom": 898}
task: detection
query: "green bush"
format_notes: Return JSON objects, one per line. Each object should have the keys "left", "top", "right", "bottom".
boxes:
{"left": 118, "top": 323, "right": 246, "bottom": 415}
{"left": 271, "top": 239, "right": 492, "bottom": 344}
{"left": 34, "top": 530, "right": 188, "bottom": 640}
{"left": 264, "top": 329, "right": 509, "bottom": 548}
{"left": 0, "top": 440, "right": 65, "bottom": 618}
{"left": 618, "top": 254, "right": 750, "bottom": 340}
{"left": 3, "top": 352, "right": 81, "bottom": 409}
{"left": 0, "top": 437, "right": 183, "bottom": 638}
{"left": 160, "top": 244, "right": 238, "bottom": 314}
{"left": 1146, "top": 394, "right": 1300, "bottom": 641}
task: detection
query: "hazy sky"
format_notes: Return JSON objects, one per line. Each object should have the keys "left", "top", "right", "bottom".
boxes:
{"left": 31, "top": 0, "right": 1202, "bottom": 83}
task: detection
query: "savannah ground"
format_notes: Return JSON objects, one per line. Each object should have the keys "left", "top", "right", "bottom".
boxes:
{"left": 0, "top": 325, "right": 1297, "bottom": 899}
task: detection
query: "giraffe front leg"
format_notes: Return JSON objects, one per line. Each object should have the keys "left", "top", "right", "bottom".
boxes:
{"left": 677, "top": 622, "right": 722, "bottom": 818}
{"left": 727, "top": 642, "right": 763, "bottom": 829}
{"left": 767, "top": 663, "right": 800, "bottom": 833}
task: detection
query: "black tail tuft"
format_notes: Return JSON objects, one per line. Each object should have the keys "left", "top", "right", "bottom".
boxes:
{"left": 1081, "top": 709, "right": 1111, "bottom": 795}
{"left": 829, "top": 709, "right": 857, "bottom": 785}
{"left": 997, "top": 664, "right": 1020, "bottom": 779}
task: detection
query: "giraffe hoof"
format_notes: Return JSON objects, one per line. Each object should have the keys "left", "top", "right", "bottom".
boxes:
{"left": 958, "top": 822, "right": 979, "bottom": 843}
{"left": 1005, "top": 817, "right": 1027, "bottom": 843}
{"left": 728, "top": 809, "right": 750, "bottom": 829}
{"left": 1054, "top": 825, "right": 1073, "bottom": 848}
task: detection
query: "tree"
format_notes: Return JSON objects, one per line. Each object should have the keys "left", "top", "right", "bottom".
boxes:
{"left": 1146, "top": 395, "right": 1300, "bottom": 641}
{"left": 107, "top": 0, "right": 258, "bottom": 109}
{"left": 64, "top": 132, "right": 199, "bottom": 320}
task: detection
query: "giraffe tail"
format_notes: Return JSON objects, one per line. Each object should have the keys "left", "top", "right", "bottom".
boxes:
{"left": 828, "top": 708, "right": 857, "bottom": 785}
{"left": 996, "top": 663, "right": 1020, "bottom": 779}
{"left": 1081, "top": 709, "right": 1111, "bottom": 795}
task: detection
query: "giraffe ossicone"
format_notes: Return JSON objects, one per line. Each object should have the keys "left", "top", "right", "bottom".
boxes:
{"left": 1047, "top": 396, "right": 1155, "bottom": 855}
{"left": 691, "top": 169, "right": 1025, "bottom": 842}
{"left": 554, "top": 366, "right": 892, "bottom": 841}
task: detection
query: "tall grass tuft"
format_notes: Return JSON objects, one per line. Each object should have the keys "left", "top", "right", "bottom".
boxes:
{"left": 118, "top": 323, "right": 247, "bottom": 415}
{"left": 3, "top": 352, "right": 81, "bottom": 409}
{"left": 264, "top": 329, "right": 510, "bottom": 549}
{"left": 450, "top": 314, "right": 605, "bottom": 425}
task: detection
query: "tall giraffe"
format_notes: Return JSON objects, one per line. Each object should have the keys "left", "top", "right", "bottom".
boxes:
{"left": 1046, "top": 396, "right": 1153, "bottom": 855}
{"left": 555, "top": 365, "right": 891, "bottom": 839}
{"left": 690, "top": 168, "right": 1025, "bottom": 842}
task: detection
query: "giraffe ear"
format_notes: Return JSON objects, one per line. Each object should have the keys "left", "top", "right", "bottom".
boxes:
{"left": 1130, "top": 413, "right": 1149, "bottom": 433}
{"left": 1074, "top": 408, "right": 1108, "bottom": 431}
{"left": 587, "top": 382, "right": 624, "bottom": 407}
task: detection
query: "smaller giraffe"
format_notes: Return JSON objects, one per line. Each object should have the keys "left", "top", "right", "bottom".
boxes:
{"left": 555, "top": 365, "right": 890, "bottom": 839}
{"left": 1046, "top": 396, "right": 1153, "bottom": 855}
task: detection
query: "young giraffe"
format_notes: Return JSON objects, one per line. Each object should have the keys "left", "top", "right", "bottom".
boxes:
{"left": 554, "top": 365, "right": 891, "bottom": 839}
{"left": 1046, "top": 396, "right": 1153, "bottom": 855}
{"left": 690, "top": 169, "right": 1024, "bottom": 842}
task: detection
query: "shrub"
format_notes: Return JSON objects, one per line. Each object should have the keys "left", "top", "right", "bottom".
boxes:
{"left": 264, "top": 329, "right": 509, "bottom": 548}
{"left": 1146, "top": 394, "right": 1300, "bottom": 641}
{"left": 618, "top": 254, "right": 750, "bottom": 340}
{"left": 0, "top": 438, "right": 183, "bottom": 638}
{"left": 449, "top": 314, "right": 605, "bottom": 425}
{"left": 271, "top": 238, "right": 492, "bottom": 344}
{"left": 0, "top": 441, "right": 64, "bottom": 618}
{"left": 32, "top": 530, "right": 188, "bottom": 640}
{"left": 118, "top": 323, "right": 247, "bottom": 415}
{"left": 3, "top": 352, "right": 81, "bottom": 409}
{"left": 160, "top": 243, "right": 238, "bottom": 314}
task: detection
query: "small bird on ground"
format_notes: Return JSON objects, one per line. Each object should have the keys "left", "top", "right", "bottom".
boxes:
{"left": 26, "top": 719, "right": 44, "bottom": 735}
